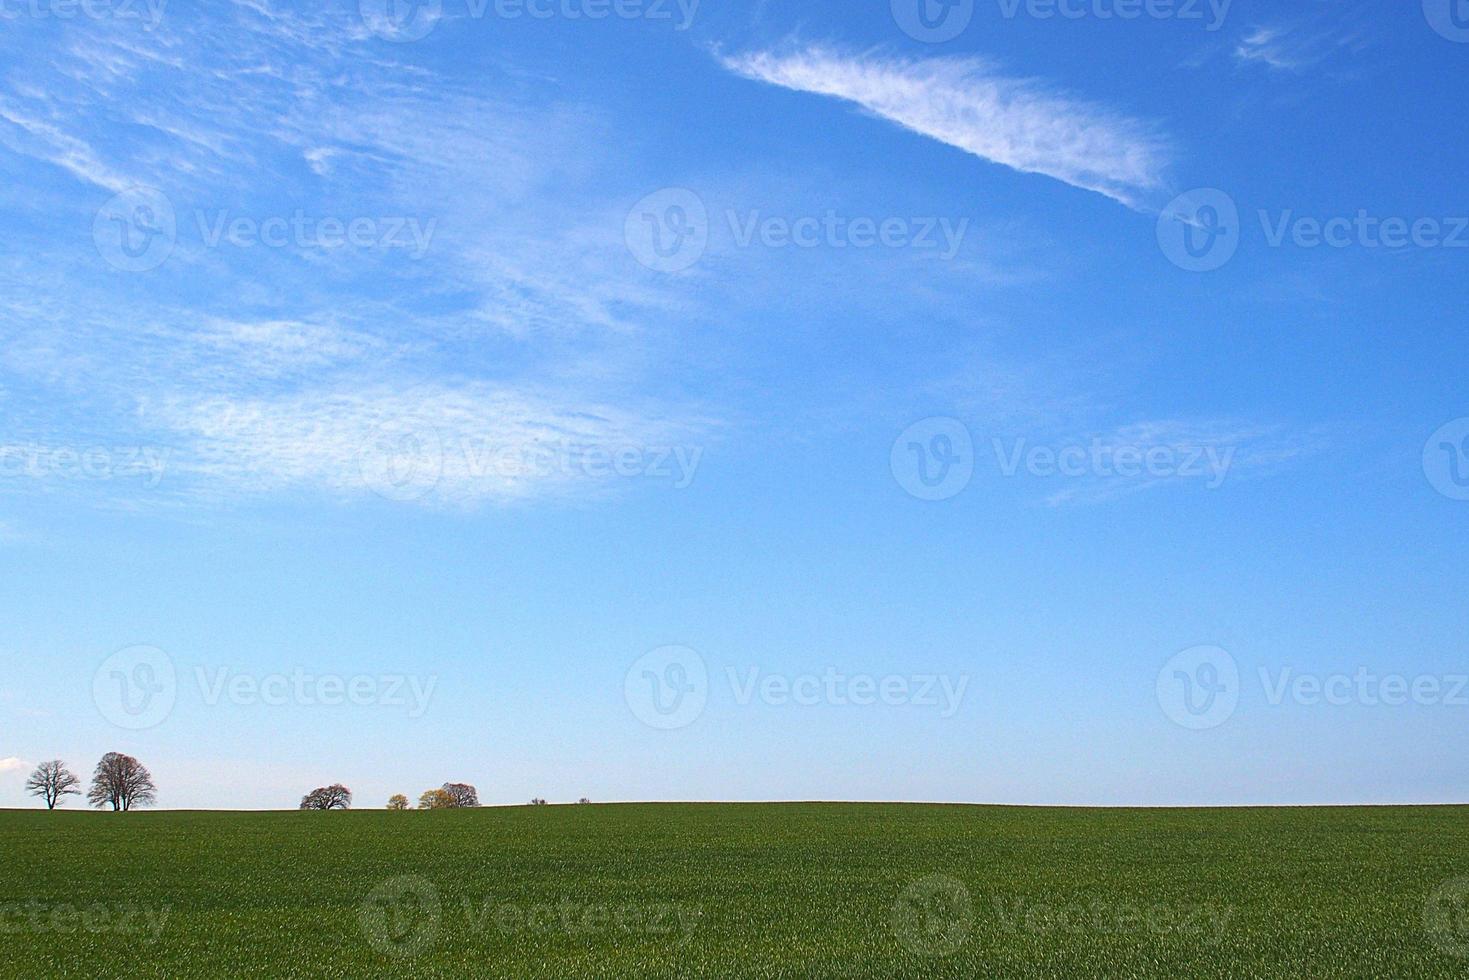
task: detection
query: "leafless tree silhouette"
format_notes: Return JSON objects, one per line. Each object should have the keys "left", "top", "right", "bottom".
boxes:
{"left": 26, "top": 761, "right": 81, "bottom": 809}
{"left": 299, "top": 784, "right": 352, "bottom": 810}
{"left": 87, "top": 753, "right": 157, "bottom": 811}
{"left": 441, "top": 783, "right": 479, "bottom": 807}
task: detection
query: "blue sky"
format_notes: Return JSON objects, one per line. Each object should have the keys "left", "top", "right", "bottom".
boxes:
{"left": 0, "top": 0, "right": 1466, "bottom": 809}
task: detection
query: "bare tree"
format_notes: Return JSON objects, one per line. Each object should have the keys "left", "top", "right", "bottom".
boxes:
{"left": 529, "top": 798, "right": 548, "bottom": 806}
{"left": 441, "top": 783, "right": 479, "bottom": 808}
{"left": 417, "top": 788, "right": 454, "bottom": 809}
{"left": 299, "top": 784, "right": 352, "bottom": 810}
{"left": 26, "top": 761, "right": 81, "bottom": 810}
{"left": 87, "top": 753, "right": 157, "bottom": 811}
{"left": 386, "top": 794, "right": 409, "bottom": 811}
{"left": 577, "top": 798, "right": 592, "bottom": 805}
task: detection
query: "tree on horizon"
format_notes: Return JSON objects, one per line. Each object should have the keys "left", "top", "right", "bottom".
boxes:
{"left": 299, "top": 784, "right": 352, "bottom": 810}
{"left": 87, "top": 753, "right": 157, "bottom": 811}
{"left": 26, "top": 760, "right": 81, "bottom": 810}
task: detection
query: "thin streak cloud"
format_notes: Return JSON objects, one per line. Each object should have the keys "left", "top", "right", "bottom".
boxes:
{"left": 719, "top": 47, "right": 1172, "bottom": 207}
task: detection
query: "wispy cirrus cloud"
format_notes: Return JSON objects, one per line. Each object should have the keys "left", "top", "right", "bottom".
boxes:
{"left": 1233, "top": 17, "right": 1370, "bottom": 72}
{"left": 0, "top": 7, "right": 717, "bottom": 512}
{"left": 718, "top": 46, "right": 1171, "bottom": 208}
{"left": 1036, "top": 419, "right": 1316, "bottom": 507}
{"left": 0, "top": 98, "right": 132, "bottom": 193}
{"left": 149, "top": 382, "right": 712, "bottom": 508}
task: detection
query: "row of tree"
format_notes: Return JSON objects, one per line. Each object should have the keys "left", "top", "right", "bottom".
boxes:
{"left": 301, "top": 782, "right": 481, "bottom": 810}
{"left": 27, "top": 760, "right": 581, "bottom": 810}
{"left": 300, "top": 784, "right": 593, "bottom": 809}
{"left": 25, "top": 755, "right": 157, "bottom": 811}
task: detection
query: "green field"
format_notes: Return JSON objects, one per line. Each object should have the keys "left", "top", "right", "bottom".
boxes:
{"left": 3, "top": 803, "right": 1468, "bottom": 977}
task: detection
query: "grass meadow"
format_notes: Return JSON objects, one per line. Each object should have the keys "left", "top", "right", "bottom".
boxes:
{"left": 3, "top": 803, "right": 1468, "bottom": 977}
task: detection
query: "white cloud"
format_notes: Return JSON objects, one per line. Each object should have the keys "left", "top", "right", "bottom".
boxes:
{"left": 0, "top": 757, "right": 28, "bottom": 776}
{"left": 0, "top": 100, "right": 133, "bottom": 193}
{"left": 0, "top": 9, "right": 717, "bottom": 515}
{"left": 1036, "top": 419, "right": 1314, "bottom": 507}
{"left": 1233, "top": 20, "right": 1370, "bottom": 72}
{"left": 195, "top": 318, "right": 384, "bottom": 377}
{"left": 148, "top": 383, "right": 711, "bottom": 508}
{"left": 719, "top": 47, "right": 1171, "bottom": 207}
